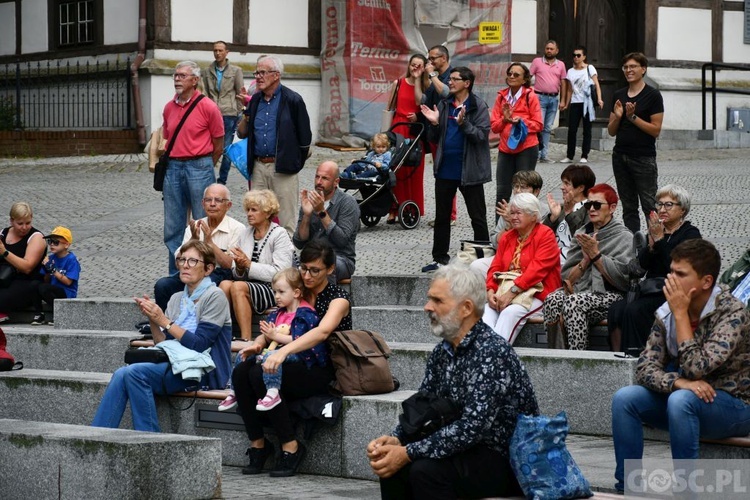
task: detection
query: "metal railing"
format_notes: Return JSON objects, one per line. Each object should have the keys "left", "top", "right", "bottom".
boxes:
{"left": 701, "top": 62, "right": 750, "bottom": 130}
{"left": 0, "top": 59, "right": 132, "bottom": 130}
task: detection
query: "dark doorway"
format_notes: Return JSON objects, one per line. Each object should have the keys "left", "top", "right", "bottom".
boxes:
{"left": 548, "top": 0, "right": 634, "bottom": 124}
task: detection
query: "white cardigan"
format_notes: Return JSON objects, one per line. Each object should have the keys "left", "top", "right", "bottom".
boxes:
{"left": 232, "top": 223, "right": 295, "bottom": 283}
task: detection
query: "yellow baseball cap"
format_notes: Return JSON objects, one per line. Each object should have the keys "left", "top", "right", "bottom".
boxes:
{"left": 45, "top": 226, "right": 73, "bottom": 244}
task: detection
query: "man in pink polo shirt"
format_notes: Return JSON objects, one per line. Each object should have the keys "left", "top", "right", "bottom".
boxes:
{"left": 162, "top": 61, "right": 224, "bottom": 275}
{"left": 530, "top": 40, "right": 567, "bottom": 163}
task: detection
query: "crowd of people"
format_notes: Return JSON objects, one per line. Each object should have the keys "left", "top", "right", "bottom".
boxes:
{"left": 4, "top": 42, "right": 750, "bottom": 496}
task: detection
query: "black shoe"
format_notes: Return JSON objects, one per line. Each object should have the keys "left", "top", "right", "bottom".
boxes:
{"left": 241, "top": 446, "right": 271, "bottom": 475}
{"left": 269, "top": 442, "right": 306, "bottom": 477}
{"left": 31, "top": 314, "right": 45, "bottom": 325}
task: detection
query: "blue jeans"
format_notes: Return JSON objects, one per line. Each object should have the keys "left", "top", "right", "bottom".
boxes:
{"left": 163, "top": 156, "right": 215, "bottom": 274}
{"left": 537, "top": 94, "right": 559, "bottom": 159}
{"left": 91, "top": 362, "right": 195, "bottom": 432}
{"left": 258, "top": 351, "right": 300, "bottom": 391}
{"left": 218, "top": 115, "right": 239, "bottom": 184}
{"left": 611, "top": 385, "right": 750, "bottom": 492}
{"left": 611, "top": 151, "right": 658, "bottom": 233}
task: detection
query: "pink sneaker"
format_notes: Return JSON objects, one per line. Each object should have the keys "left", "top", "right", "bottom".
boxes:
{"left": 0, "top": 312, "right": 9, "bottom": 323}
{"left": 256, "top": 393, "right": 281, "bottom": 412}
{"left": 218, "top": 393, "right": 237, "bottom": 412}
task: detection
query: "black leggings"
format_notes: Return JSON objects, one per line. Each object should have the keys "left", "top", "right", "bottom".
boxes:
{"left": 566, "top": 102, "right": 593, "bottom": 160}
{"left": 232, "top": 358, "right": 334, "bottom": 444}
{"left": 0, "top": 279, "right": 41, "bottom": 311}
{"left": 32, "top": 283, "right": 67, "bottom": 314}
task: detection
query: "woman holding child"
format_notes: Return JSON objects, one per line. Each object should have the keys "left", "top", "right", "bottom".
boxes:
{"left": 483, "top": 193, "right": 561, "bottom": 344}
{"left": 92, "top": 241, "right": 232, "bottom": 432}
{"left": 220, "top": 190, "right": 294, "bottom": 340}
{"left": 232, "top": 239, "right": 352, "bottom": 478}
{"left": 0, "top": 202, "right": 46, "bottom": 323}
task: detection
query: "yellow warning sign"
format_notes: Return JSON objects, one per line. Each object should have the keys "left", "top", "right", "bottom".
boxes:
{"left": 478, "top": 22, "right": 503, "bottom": 45}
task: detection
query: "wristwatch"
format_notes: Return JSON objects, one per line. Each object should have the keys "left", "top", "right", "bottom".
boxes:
{"left": 429, "top": 72, "right": 438, "bottom": 78}
{"left": 629, "top": 114, "right": 637, "bottom": 122}
{"left": 318, "top": 210, "right": 327, "bottom": 220}
{"left": 1, "top": 249, "right": 8, "bottom": 259}
{"left": 164, "top": 321, "right": 175, "bottom": 333}
{"left": 510, "top": 285, "right": 521, "bottom": 294}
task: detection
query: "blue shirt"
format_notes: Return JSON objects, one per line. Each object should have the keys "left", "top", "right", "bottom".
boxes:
{"left": 215, "top": 66, "right": 224, "bottom": 93}
{"left": 41, "top": 252, "right": 80, "bottom": 298}
{"left": 252, "top": 86, "right": 281, "bottom": 157}
{"left": 437, "top": 102, "right": 465, "bottom": 180}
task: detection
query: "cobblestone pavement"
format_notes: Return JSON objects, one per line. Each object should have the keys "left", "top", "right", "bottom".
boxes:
{"left": 2, "top": 143, "right": 749, "bottom": 298}
{"left": 0, "top": 143, "right": 737, "bottom": 497}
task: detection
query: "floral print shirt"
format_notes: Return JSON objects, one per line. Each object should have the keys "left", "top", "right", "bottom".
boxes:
{"left": 392, "top": 320, "right": 539, "bottom": 460}
{"left": 636, "top": 285, "right": 750, "bottom": 404}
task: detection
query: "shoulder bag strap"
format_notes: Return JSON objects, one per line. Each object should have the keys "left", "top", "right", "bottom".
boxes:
{"left": 164, "top": 94, "right": 206, "bottom": 158}
{"left": 387, "top": 79, "right": 401, "bottom": 111}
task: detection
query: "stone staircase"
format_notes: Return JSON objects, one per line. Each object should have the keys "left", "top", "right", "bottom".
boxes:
{"left": 1, "top": 274, "right": 642, "bottom": 487}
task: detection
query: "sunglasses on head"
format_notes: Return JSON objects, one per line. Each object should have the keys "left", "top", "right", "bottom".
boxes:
{"left": 583, "top": 201, "right": 604, "bottom": 210}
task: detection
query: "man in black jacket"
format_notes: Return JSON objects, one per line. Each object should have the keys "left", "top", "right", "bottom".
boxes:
{"left": 237, "top": 55, "right": 312, "bottom": 236}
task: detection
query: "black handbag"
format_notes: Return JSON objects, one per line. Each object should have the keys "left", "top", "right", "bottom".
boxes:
{"left": 154, "top": 94, "right": 205, "bottom": 192}
{"left": 0, "top": 262, "right": 15, "bottom": 288}
{"left": 398, "top": 392, "right": 462, "bottom": 443}
{"left": 124, "top": 346, "right": 169, "bottom": 364}
{"left": 627, "top": 277, "right": 665, "bottom": 304}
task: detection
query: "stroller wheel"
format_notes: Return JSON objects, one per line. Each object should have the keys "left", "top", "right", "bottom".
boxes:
{"left": 361, "top": 214, "right": 381, "bottom": 227}
{"left": 398, "top": 201, "right": 420, "bottom": 230}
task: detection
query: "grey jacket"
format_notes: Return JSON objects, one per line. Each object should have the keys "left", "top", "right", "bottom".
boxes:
{"left": 426, "top": 92, "right": 492, "bottom": 187}
{"left": 202, "top": 61, "right": 244, "bottom": 116}
{"left": 562, "top": 219, "right": 634, "bottom": 293}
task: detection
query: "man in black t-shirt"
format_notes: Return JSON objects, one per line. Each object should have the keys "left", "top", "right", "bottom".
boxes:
{"left": 607, "top": 52, "right": 664, "bottom": 233}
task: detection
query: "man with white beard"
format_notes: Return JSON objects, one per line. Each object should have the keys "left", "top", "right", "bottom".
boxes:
{"left": 367, "top": 265, "right": 539, "bottom": 499}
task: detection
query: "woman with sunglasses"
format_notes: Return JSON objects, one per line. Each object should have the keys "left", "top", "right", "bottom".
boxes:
{"left": 608, "top": 185, "right": 700, "bottom": 354}
{"left": 561, "top": 45, "right": 603, "bottom": 164}
{"left": 93, "top": 240, "right": 232, "bottom": 431}
{"left": 542, "top": 184, "right": 633, "bottom": 350}
{"left": 490, "top": 62, "right": 543, "bottom": 208}
{"left": 232, "top": 239, "right": 352, "bottom": 477}
{"left": 0, "top": 202, "right": 45, "bottom": 323}
{"left": 220, "top": 190, "right": 295, "bottom": 340}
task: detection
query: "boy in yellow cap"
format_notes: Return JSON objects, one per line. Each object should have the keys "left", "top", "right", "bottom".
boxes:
{"left": 31, "top": 226, "right": 81, "bottom": 325}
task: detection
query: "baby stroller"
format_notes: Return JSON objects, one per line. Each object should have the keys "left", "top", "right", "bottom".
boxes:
{"left": 339, "top": 122, "right": 424, "bottom": 230}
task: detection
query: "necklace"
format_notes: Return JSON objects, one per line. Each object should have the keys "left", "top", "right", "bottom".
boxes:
{"left": 664, "top": 220, "right": 684, "bottom": 242}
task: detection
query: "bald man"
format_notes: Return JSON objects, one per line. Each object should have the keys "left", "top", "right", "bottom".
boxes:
{"left": 293, "top": 161, "right": 360, "bottom": 282}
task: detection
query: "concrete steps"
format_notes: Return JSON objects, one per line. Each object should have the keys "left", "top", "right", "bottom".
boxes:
{"left": 0, "top": 418, "right": 222, "bottom": 500}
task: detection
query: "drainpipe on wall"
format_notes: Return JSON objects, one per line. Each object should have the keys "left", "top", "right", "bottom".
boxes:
{"left": 130, "top": 0, "right": 147, "bottom": 146}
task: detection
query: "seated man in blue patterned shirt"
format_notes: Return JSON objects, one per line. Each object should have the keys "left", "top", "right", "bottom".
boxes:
{"left": 367, "top": 264, "right": 539, "bottom": 499}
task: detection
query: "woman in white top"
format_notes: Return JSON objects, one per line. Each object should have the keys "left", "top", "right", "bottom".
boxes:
{"left": 561, "top": 45, "right": 603, "bottom": 164}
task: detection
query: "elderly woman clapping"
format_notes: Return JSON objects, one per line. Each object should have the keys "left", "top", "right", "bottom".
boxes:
{"left": 543, "top": 184, "right": 634, "bottom": 350}
{"left": 608, "top": 184, "right": 701, "bottom": 353}
{"left": 220, "top": 190, "right": 295, "bottom": 340}
{"left": 483, "top": 193, "right": 561, "bottom": 344}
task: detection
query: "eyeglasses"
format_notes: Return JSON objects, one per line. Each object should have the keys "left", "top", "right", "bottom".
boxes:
{"left": 655, "top": 201, "right": 680, "bottom": 210}
{"left": 46, "top": 238, "right": 62, "bottom": 246}
{"left": 175, "top": 257, "right": 205, "bottom": 268}
{"left": 203, "top": 197, "right": 228, "bottom": 204}
{"left": 507, "top": 72, "right": 522, "bottom": 78}
{"left": 298, "top": 265, "right": 324, "bottom": 277}
{"left": 583, "top": 201, "right": 604, "bottom": 211}
{"left": 173, "top": 73, "right": 194, "bottom": 80}
{"left": 622, "top": 64, "right": 641, "bottom": 71}
{"left": 572, "top": 53, "right": 584, "bottom": 58}
{"left": 253, "top": 70, "right": 278, "bottom": 78}
{"left": 428, "top": 55, "right": 444, "bottom": 61}
{"left": 449, "top": 76, "right": 465, "bottom": 82}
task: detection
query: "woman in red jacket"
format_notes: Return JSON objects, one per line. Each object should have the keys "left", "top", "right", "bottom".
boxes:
{"left": 490, "top": 63, "right": 543, "bottom": 210}
{"left": 484, "top": 193, "right": 561, "bottom": 344}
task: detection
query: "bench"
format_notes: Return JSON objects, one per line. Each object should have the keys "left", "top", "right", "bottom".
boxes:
{"left": 0, "top": 418, "right": 221, "bottom": 500}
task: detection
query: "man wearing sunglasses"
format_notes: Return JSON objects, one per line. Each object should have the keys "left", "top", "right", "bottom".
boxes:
{"left": 237, "top": 55, "right": 312, "bottom": 238}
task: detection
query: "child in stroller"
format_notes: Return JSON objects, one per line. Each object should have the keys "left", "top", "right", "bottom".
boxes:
{"left": 341, "top": 133, "right": 392, "bottom": 180}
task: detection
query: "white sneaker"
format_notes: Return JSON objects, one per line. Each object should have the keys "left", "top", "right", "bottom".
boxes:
{"left": 580, "top": 158, "right": 588, "bottom": 163}
{"left": 559, "top": 158, "right": 573, "bottom": 163}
